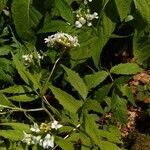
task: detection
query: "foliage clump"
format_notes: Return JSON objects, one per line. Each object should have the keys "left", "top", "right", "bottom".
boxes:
{"left": 0, "top": 0, "right": 150, "bottom": 149}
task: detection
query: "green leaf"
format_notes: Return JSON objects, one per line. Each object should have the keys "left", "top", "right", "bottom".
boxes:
{"left": 56, "top": 137, "right": 74, "bottom": 150}
{"left": 92, "top": 13, "right": 115, "bottom": 67}
{"left": 0, "top": 69, "right": 13, "bottom": 83}
{"left": 85, "top": 114, "right": 120, "bottom": 149}
{"left": 111, "top": 94, "right": 128, "bottom": 124}
{"left": 55, "top": 0, "right": 74, "bottom": 23}
{"left": 0, "top": 94, "right": 12, "bottom": 110}
{"left": 71, "top": 36, "right": 95, "bottom": 67}
{"left": 94, "top": 84, "right": 112, "bottom": 102}
{"left": 110, "top": 63, "right": 143, "bottom": 75}
{"left": 13, "top": 55, "right": 40, "bottom": 89}
{"left": 0, "top": 130, "right": 24, "bottom": 141}
{"left": 134, "top": 0, "right": 150, "bottom": 25}
{"left": 0, "top": 0, "right": 7, "bottom": 11}
{"left": 8, "top": 94, "right": 38, "bottom": 102}
{"left": 85, "top": 114, "right": 102, "bottom": 147}
{"left": 84, "top": 100, "right": 104, "bottom": 114}
{"left": 118, "top": 84, "right": 136, "bottom": 106}
{"left": 50, "top": 85, "right": 82, "bottom": 113}
{"left": 114, "top": 0, "right": 131, "bottom": 21}
{"left": 84, "top": 71, "right": 109, "bottom": 90}
{"left": 133, "top": 29, "right": 150, "bottom": 65}
{"left": 100, "top": 141, "right": 121, "bottom": 150}
{"left": 62, "top": 65, "right": 88, "bottom": 100}
{"left": 98, "top": 129, "right": 121, "bottom": 144}
{"left": 0, "top": 58, "right": 14, "bottom": 83}
{"left": 12, "top": 0, "right": 35, "bottom": 42}
{"left": 0, "top": 122, "right": 30, "bottom": 131}
{"left": 67, "top": 133, "right": 91, "bottom": 148}
{"left": 0, "top": 58, "right": 13, "bottom": 73}
{"left": 38, "top": 20, "right": 71, "bottom": 33}
{"left": 29, "top": 6, "right": 42, "bottom": 29}
{"left": 0, "top": 46, "right": 12, "bottom": 56}
{"left": 0, "top": 123, "right": 29, "bottom": 141}
{"left": 0, "top": 85, "right": 32, "bottom": 94}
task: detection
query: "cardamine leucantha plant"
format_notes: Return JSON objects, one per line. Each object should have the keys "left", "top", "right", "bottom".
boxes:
{"left": 0, "top": 0, "right": 149, "bottom": 149}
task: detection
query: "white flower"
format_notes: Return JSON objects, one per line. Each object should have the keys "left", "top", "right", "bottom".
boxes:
{"left": 84, "top": 0, "right": 88, "bottom": 4}
{"left": 22, "top": 131, "right": 41, "bottom": 145}
{"left": 75, "top": 7, "right": 98, "bottom": 28}
{"left": 22, "top": 131, "right": 32, "bottom": 145}
{"left": 84, "top": 0, "right": 92, "bottom": 4}
{"left": 22, "top": 54, "right": 33, "bottom": 62}
{"left": 75, "top": 21, "right": 82, "bottom": 28}
{"left": 51, "top": 120, "right": 62, "bottom": 130}
{"left": 44, "top": 32, "right": 80, "bottom": 48}
{"left": 93, "top": 12, "right": 99, "bottom": 19}
{"left": 78, "top": 17, "right": 86, "bottom": 25}
{"left": 31, "top": 135, "right": 41, "bottom": 144}
{"left": 37, "top": 53, "right": 43, "bottom": 60}
{"left": 44, "top": 37, "right": 50, "bottom": 43}
{"left": 85, "top": 12, "right": 99, "bottom": 21}
{"left": 40, "top": 134, "right": 54, "bottom": 149}
{"left": 30, "top": 123, "right": 40, "bottom": 133}
{"left": 87, "top": 22, "right": 92, "bottom": 26}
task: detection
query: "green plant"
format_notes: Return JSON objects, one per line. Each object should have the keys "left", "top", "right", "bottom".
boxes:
{"left": 0, "top": 0, "right": 149, "bottom": 149}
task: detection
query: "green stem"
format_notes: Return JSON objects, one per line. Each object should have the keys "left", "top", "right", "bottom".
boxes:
{"left": 0, "top": 104, "right": 44, "bottom": 112}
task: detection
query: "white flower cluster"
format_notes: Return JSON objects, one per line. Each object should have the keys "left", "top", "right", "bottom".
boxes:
{"left": 22, "top": 52, "right": 43, "bottom": 63}
{"left": 84, "top": 0, "right": 92, "bottom": 5}
{"left": 44, "top": 32, "right": 80, "bottom": 48}
{"left": 22, "top": 120, "right": 62, "bottom": 149}
{"left": 75, "top": 8, "right": 99, "bottom": 28}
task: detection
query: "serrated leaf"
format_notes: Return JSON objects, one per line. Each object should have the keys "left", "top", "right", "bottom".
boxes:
{"left": 0, "top": 85, "right": 32, "bottom": 94}
{"left": 0, "top": 46, "right": 12, "bottom": 56}
{"left": 85, "top": 114, "right": 120, "bottom": 149}
{"left": 62, "top": 65, "right": 88, "bottom": 100}
{"left": 92, "top": 13, "right": 115, "bottom": 67}
{"left": 85, "top": 114, "right": 102, "bottom": 147}
{"left": 13, "top": 55, "right": 40, "bottom": 89}
{"left": 0, "top": 93, "right": 12, "bottom": 110}
{"left": 118, "top": 84, "right": 136, "bottom": 106}
{"left": 110, "top": 63, "right": 143, "bottom": 75}
{"left": 29, "top": 6, "right": 42, "bottom": 29}
{"left": 0, "top": 123, "right": 30, "bottom": 141}
{"left": 94, "top": 84, "right": 112, "bottom": 102}
{"left": 38, "top": 20, "right": 71, "bottom": 33}
{"left": 55, "top": 0, "right": 74, "bottom": 23}
{"left": 0, "top": 122, "right": 30, "bottom": 131}
{"left": 56, "top": 137, "right": 74, "bottom": 150}
{"left": 98, "top": 129, "right": 121, "bottom": 144}
{"left": 71, "top": 35, "right": 95, "bottom": 67}
{"left": 0, "top": 130, "right": 24, "bottom": 141}
{"left": 50, "top": 85, "right": 82, "bottom": 113}
{"left": 134, "top": 0, "right": 150, "bottom": 25}
{"left": 0, "top": 58, "right": 13, "bottom": 72}
{"left": 67, "top": 133, "right": 91, "bottom": 148}
{"left": 8, "top": 94, "right": 38, "bottom": 102}
{"left": 111, "top": 94, "right": 128, "bottom": 124}
{"left": 84, "top": 100, "right": 104, "bottom": 114}
{"left": 0, "top": 69, "right": 13, "bottom": 83}
{"left": 115, "top": 0, "right": 131, "bottom": 21}
{"left": 12, "top": 0, "right": 35, "bottom": 42}
{"left": 84, "top": 71, "right": 109, "bottom": 90}
{"left": 133, "top": 29, "right": 150, "bottom": 65}
{"left": 100, "top": 141, "right": 121, "bottom": 150}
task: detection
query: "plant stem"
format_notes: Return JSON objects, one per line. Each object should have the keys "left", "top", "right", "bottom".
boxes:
{"left": 0, "top": 104, "right": 44, "bottom": 112}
